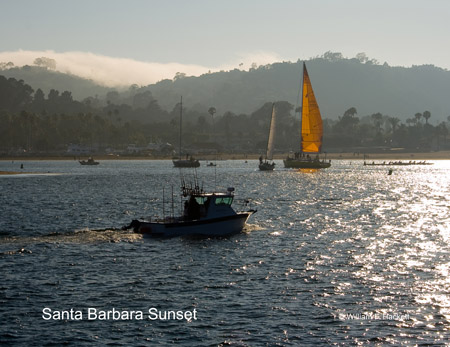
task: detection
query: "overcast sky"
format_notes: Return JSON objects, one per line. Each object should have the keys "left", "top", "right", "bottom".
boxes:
{"left": 1, "top": 0, "right": 449, "bottom": 86}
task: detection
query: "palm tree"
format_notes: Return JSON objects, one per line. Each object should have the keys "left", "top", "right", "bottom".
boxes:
{"left": 423, "top": 111, "right": 431, "bottom": 124}
{"left": 435, "top": 122, "right": 448, "bottom": 149}
{"left": 414, "top": 112, "right": 422, "bottom": 125}
{"left": 388, "top": 116, "right": 400, "bottom": 136}
{"left": 371, "top": 113, "right": 383, "bottom": 133}
{"left": 388, "top": 117, "right": 400, "bottom": 131}
{"left": 208, "top": 107, "right": 216, "bottom": 142}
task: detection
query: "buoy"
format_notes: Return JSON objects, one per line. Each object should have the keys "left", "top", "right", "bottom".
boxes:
{"left": 388, "top": 169, "right": 393, "bottom": 175}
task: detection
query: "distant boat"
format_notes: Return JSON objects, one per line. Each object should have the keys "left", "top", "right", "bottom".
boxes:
{"left": 259, "top": 103, "right": 276, "bottom": 171}
{"left": 284, "top": 63, "right": 331, "bottom": 169}
{"left": 363, "top": 160, "right": 432, "bottom": 166}
{"left": 79, "top": 157, "right": 99, "bottom": 165}
{"left": 123, "top": 185, "right": 256, "bottom": 238}
{"left": 173, "top": 96, "right": 200, "bottom": 168}
{"left": 173, "top": 156, "right": 201, "bottom": 168}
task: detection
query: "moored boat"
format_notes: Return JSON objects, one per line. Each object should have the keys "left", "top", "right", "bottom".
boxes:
{"left": 172, "top": 96, "right": 200, "bottom": 168}
{"left": 79, "top": 157, "right": 99, "bottom": 165}
{"left": 123, "top": 186, "right": 256, "bottom": 238}
{"left": 173, "top": 157, "right": 201, "bottom": 168}
{"left": 259, "top": 103, "right": 276, "bottom": 171}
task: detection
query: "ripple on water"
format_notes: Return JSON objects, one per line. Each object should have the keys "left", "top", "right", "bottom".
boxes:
{"left": 0, "top": 160, "right": 450, "bottom": 345}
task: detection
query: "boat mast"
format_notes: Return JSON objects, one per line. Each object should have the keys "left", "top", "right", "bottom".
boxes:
{"left": 179, "top": 96, "right": 182, "bottom": 160}
{"left": 300, "top": 62, "right": 306, "bottom": 154}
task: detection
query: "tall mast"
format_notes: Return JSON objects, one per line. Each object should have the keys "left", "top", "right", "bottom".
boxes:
{"left": 179, "top": 96, "right": 182, "bottom": 159}
{"left": 300, "top": 63, "right": 306, "bottom": 153}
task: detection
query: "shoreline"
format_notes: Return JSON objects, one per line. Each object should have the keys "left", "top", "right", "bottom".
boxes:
{"left": 1, "top": 151, "right": 450, "bottom": 161}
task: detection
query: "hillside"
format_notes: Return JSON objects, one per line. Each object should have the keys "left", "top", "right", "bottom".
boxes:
{"left": 2, "top": 56, "right": 450, "bottom": 122}
{"left": 148, "top": 58, "right": 450, "bottom": 123}
{"left": 0, "top": 65, "right": 113, "bottom": 101}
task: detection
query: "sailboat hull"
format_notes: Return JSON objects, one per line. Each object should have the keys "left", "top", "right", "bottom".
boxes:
{"left": 259, "top": 162, "right": 275, "bottom": 171}
{"left": 283, "top": 158, "right": 331, "bottom": 169}
{"left": 173, "top": 159, "right": 200, "bottom": 168}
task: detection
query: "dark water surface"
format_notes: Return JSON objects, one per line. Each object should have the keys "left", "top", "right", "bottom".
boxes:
{"left": 1, "top": 159, "right": 449, "bottom": 345}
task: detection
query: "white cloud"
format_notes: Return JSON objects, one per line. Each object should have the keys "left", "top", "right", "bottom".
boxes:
{"left": 0, "top": 50, "right": 284, "bottom": 87}
{"left": 0, "top": 50, "right": 210, "bottom": 87}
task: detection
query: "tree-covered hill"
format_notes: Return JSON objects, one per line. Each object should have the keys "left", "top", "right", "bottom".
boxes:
{"left": 148, "top": 56, "right": 450, "bottom": 123}
{"left": 2, "top": 52, "right": 450, "bottom": 123}
{"left": 1, "top": 72, "right": 449, "bottom": 155}
{"left": 0, "top": 65, "right": 113, "bottom": 101}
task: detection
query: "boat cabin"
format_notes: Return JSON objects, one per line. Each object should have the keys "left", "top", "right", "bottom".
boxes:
{"left": 183, "top": 191, "right": 236, "bottom": 221}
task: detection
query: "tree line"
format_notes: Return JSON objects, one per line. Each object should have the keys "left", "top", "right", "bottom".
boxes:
{"left": 0, "top": 75, "right": 449, "bottom": 156}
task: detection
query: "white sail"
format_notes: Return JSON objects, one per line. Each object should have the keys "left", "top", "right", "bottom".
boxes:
{"left": 266, "top": 103, "right": 276, "bottom": 160}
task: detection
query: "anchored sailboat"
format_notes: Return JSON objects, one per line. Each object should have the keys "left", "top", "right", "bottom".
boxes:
{"left": 284, "top": 63, "right": 331, "bottom": 169}
{"left": 173, "top": 97, "right": 200, "bottom": 168}
{"left": 259, "top": 103, "right": 276, "bottom": 171}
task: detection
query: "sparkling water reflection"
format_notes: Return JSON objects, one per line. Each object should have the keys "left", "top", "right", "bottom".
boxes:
{"left": 1, "top": 159, "right": 449, "bottom": 345}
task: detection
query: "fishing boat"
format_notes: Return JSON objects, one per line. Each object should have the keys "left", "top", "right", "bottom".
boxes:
{"left": 79, "top": 157, "right": 99, "bottom": 165}
{"left": 259, "top": 103, "right": 276, "bottom": 171}
{"left": 123, "top": 185, "right": 256, "bottom": 238}
{"left": 173, "top": 97, "right": 200, "bottom": 168}
{"left": 284, "top": 63, "right": 331, "bottom": 169}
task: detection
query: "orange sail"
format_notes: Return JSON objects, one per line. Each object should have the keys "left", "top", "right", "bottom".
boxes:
{"left": 301, "top": 63, "right": 323, "bottom": 153}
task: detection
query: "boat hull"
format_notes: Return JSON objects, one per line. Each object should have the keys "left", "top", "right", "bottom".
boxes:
{"left": 132, "top": 211, "right": 255, "bottom": 238}
{"left": 259, "top": 162, "right": 275, "bottom": 171}
{"left": 173, "top": 159, "right": 200, "bottom": 168}
{"left": 79, "top": 161, "right": 99, "bottom": 165}
{"left": 283, "top": 158, "right": 331, "bottom": 169}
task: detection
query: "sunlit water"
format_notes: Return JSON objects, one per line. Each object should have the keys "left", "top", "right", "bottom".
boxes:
{"left": 1, "top": 159, "right": 449, "bottom": 345}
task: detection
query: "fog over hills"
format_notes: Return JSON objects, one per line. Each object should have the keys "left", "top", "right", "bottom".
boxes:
{"left": 2, "top": 53, "right": 450, "bottom": 123}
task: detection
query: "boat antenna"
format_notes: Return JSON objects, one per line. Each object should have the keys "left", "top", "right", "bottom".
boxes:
{"left": 214, "top": 164, "right": 217, "bottom": 191}
{"left": 162, "top": 187, "right": 165, "bottom": 220}
{"left": 171, "top": 185, "right": 174, "bottom": 218}
{"left": 193, "top": 168, "right": 200, "bottom": 194}
{"left": 208, "top": 106, "right": 218, "bottom": 190}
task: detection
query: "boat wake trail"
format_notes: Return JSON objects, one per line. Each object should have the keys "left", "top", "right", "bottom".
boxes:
{"left": 0, "top": 227, "right": 142, "bottom": 248}
{"left": 243, "top": 223, "right": 264, "bottom": 233}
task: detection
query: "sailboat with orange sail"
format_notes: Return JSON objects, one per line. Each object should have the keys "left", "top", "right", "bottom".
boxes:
{"left": 284, "top": 63, "right": 331, "bottom": 169}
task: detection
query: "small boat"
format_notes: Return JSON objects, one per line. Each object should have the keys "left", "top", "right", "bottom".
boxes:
{"left": 79, "top": 157, "right": 99, "bottom": 165}
{"left": 207, "top": 162, "right": 217, "bottom": 167}
{"left": 124, "top": 185, "right": 256, "bottom": 238}
{"left": 173, "top": 157, "right": 200, "bottom": 168}
{"left": 284, "top": 63, "right": 331, "bottom": 169}
{"left": 259, "top": 103, "right": 276, "bottom": 171}
{"left": 172, "top": 96, "right": 200, "bottom": 168}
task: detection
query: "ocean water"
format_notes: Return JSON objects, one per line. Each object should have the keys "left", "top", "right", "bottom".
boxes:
{"left": 1, "top": 159, "right": 450, "bottom": 345}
